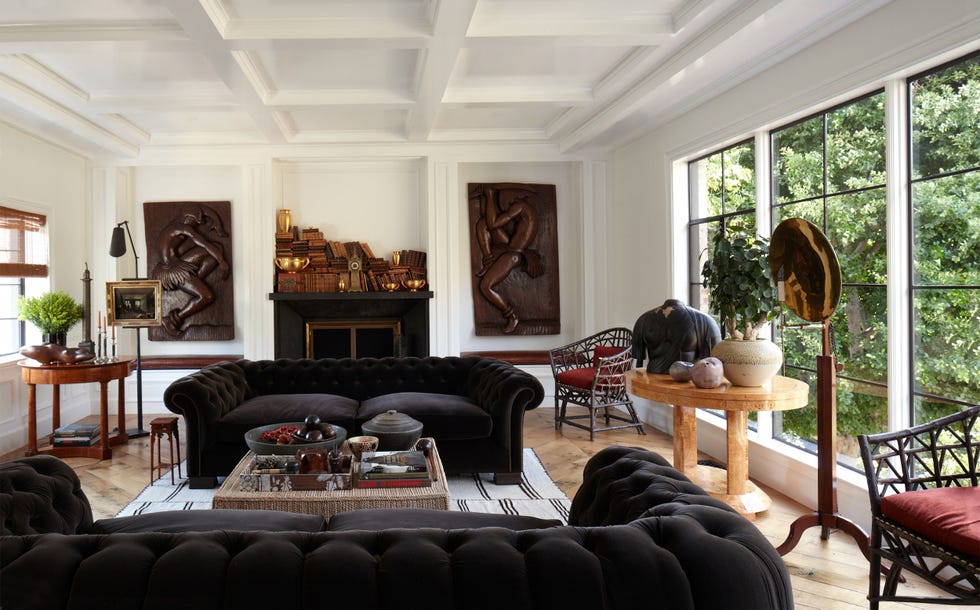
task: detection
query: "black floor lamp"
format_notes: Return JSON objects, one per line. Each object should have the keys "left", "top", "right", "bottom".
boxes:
{"left": 109, "top": 220, "right": 149, "bottom": 439}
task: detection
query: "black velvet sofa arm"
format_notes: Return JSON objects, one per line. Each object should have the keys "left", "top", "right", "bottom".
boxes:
{"left": 163, "top": 360, "right": 251, "bottom": 482}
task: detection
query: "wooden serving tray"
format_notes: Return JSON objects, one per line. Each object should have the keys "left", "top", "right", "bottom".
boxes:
{"left": 238, "top": 454, "right": 352, "bottom": 492}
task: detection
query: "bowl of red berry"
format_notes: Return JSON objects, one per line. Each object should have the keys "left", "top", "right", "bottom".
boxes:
{"left": 245, "top": 416, "right": 347, "bottom": 456}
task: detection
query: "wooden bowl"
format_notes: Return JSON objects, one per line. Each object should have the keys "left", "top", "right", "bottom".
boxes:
{"left": 275, "top": 257, "right": 310, "bottom": 273}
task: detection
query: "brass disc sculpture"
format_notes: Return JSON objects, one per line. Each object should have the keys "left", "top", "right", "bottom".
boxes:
{"left": 769, "top": 217, "right": 842, "bottom": 323}
{"left": 769, "top": 218, "right": 870, "bottom": 561}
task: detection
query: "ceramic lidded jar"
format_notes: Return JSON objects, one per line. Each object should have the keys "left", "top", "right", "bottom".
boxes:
{"left": 360, "top": 410, "right": 423, "bottom": 450}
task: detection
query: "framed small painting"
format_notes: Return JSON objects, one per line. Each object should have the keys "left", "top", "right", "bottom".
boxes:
{"left": 106, "top": 280, "right": 162, "bottom": 327}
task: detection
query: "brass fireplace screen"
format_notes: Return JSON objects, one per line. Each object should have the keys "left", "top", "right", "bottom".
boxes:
{"left": 305, "top": 320, "right": 402, "bottom": 359}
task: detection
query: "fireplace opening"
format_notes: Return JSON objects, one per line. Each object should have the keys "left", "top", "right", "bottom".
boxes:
{"left": 306, "top": 319, "right": 402, "bottom": 359}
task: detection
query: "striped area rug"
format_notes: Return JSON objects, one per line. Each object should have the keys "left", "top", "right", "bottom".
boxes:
{"left": 117, "top": 449, "right": 571, "bottom": 524}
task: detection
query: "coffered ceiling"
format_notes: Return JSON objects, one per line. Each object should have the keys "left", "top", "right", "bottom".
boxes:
{"left": 0, "top": 0, "right": 884, "bottom": 158}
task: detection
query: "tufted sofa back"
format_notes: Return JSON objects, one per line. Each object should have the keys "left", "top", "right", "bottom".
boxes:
{"left": 238, "top": 356, "right": 480, "bottom": 401}
{"left": 0, "top": 454, "right": 93, "bottom": 535}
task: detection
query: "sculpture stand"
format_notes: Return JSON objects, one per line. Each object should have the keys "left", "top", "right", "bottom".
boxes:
{"left": 776, "top": 322, "right": 870, "bottom": 559}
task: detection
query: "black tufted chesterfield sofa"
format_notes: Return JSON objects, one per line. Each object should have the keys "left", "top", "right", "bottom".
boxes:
{"left": 163, "top": 356, "right": 544, "bottom": 488}
{"left": 0, "top": 447, "right": 793, "bottom": 609}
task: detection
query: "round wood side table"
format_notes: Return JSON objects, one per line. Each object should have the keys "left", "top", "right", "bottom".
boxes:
{"left": 626, "top": 370, "right": 808, "bottom": 517}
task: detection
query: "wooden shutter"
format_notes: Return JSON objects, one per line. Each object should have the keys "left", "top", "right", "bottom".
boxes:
{"left": 0, "top": 205, "right": 48, "bottom": 277}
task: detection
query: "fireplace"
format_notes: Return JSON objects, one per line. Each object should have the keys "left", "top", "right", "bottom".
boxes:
{"left": 270, "top": 292, "right": 432, "bottom": 359}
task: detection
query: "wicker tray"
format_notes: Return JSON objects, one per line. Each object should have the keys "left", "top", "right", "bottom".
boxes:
{"left": 213, "top": 438, "right": 450, "bottom": 518}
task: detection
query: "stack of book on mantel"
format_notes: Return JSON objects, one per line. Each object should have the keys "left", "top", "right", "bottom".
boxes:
{"left": 52, "top": 423, "right": 101, "bottom": 447}
{"left": 355, "top": 450, "right": 431, "bottom": 488}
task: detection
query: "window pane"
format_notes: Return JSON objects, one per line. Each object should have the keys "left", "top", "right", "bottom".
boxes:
{"left": 775, "top": 367, "right": 817, "bottom": 451}
{"left": 834, "top": 285, "right": 888, "bottom": 385}
{"left": 913, "top": 395, "right": 971, "bottom": 427}
{"left": 826, "top": 189, "right": 888, "bottom": 284}
{"left": 773, "top": 117, "right": 824, "bottom": 204}
{"left": 912, "top": 288, "right": 980, "bottom": 406}
{"left": 836, "top": 377, "right": 888, "bottom": 468}
{"left": 780, "top": 325, "right": 820, "bottom": 369}
{"left": 690, "top": 156, "right": 724, "bottom": 219}
{"left": 773, "top": 200, "right": 823, "bottom": 236}
{"left": 688, "top": 224, "right": 709, "bottom": 283}
{"left": 911, "top": 54, "right": 980, "bottom": 179}
{"left": 724, "top": 143, "right": 755, "bottom": 213}
{"left": 0, "top": 279, "right": 22, "bottom": 355}
{"left": 826, "top": 94, "right": 886, "bottom": 193}
{"left": 911, "top": 171, "right": 980, "bottom": 286}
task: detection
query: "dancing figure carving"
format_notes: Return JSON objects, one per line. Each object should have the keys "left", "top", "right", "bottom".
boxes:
{"left": 150, "top": 206, "right": 230, "bottom": 336}
{"left": 474, "top": 185, "right": 544, "bottom": 333}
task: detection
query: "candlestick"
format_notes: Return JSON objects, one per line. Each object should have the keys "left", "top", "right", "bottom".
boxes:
{"left": 111, "top": 336, "right": 117, "bottom": 360}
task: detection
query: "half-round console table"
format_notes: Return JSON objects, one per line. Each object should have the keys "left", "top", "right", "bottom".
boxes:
{"left": 20, "top": 358, "right": 136, "bottom": 460}
{"left": 626, "top": 370, "right": 808, "bottom": 517}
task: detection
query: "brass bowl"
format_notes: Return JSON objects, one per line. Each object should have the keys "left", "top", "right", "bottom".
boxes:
{"left": 402, "top": 278, "right": 427, "bottom": 292}
{"left": 275, "top": 256, "right": 310, "bottom": 273}
{"left": 381, "top": 282, "right": 400, "bottom": 292}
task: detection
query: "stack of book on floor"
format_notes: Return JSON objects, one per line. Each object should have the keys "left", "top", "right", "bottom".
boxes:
{"left": 356, "top": 450, "right": 431, "bottom": 488}
{"left": 52, "top": 423, "right": 101, "bottom": 446}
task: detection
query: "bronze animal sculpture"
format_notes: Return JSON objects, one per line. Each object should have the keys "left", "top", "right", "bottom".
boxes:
{"left": 19, "top": 344, "right": 95, "bottom": 365}
{"left": 632, "top": 299, "right": 721, "bottom": 374}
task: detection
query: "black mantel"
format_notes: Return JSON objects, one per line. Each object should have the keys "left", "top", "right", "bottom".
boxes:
{"left": 270, "top": 291, "right": 433, "bottom": 359}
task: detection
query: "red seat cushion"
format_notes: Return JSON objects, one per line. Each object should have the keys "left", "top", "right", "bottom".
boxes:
{"left": 556, "top": 367, "right": 596, "bottom": 389}
{"left": 593, "top": 345, "right": 626, "bottom": 361}
{"left": 881, "top": 486, "right": 980, "bottom": 560}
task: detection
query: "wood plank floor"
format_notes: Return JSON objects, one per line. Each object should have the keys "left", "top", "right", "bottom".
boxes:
{"left": 2, "top": 408, "right": 960, "bottom": 610}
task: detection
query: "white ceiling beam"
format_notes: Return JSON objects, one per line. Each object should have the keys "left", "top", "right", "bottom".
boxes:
{"left": 0, "top": 73, "right": 139, "bottom": 157}
{"left": 0, "top": 20, "right": 186, "bottom": 42}
{"left": 267, "top": 90, "right": 415, "bottom": 107}
{"left": 468, "top": 0, "right": 675, "bottom": 39}
{"left": 443, "top": 82, "right": 592, "bottom": 105}
{"left": 404, "top": 0, "right": 478, "bottom": 142}
{"left": 161, "top": 0, "right": 286, "bottom": 144}
{"left": 557, "top": 0, "right": 779, "bottom": 152}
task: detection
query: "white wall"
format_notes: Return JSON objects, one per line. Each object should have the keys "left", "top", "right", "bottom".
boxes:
{"left": 0, "top": 122, "right": 91, "bottom": 454}
{"left": 610, "top": 0, "right": 980, "bottom": 529}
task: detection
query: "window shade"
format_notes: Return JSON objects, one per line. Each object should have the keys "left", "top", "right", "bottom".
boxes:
{"left": 0, "top": 205, "right": 48, "bottom": 277}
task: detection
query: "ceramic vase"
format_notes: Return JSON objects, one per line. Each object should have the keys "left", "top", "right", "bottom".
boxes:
{"left": 711, "top": 339, "right": 783, "bottom": 387}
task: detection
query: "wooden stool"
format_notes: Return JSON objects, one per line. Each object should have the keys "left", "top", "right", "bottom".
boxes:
{"left": 149, "top": 416, "right": 182, "bottom": 485}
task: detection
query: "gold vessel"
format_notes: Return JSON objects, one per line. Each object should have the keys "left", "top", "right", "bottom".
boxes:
{"left": 382, "top": 282, "right": 400, "bottom": 292}
{"left": 276, "top": 208, "right": 292, "bottom": 233}
{"left": 402, "top": 278, "right": 426, "bottom": 292}
{"left": 274, "top": 256, "right": 309, "bottom": 273}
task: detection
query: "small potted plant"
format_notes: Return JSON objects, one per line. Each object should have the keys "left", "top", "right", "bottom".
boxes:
{"left": 701, "top": 223, "right": 782, "bottom": 386}
{"left": 17, "top": 291, "right": 85, "bottom": 346}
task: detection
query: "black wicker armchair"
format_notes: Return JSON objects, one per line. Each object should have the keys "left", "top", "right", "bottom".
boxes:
{"left": 858, "top": 405, "right": 980, "bottom": 609}
{"left": 548, "top": 327, "right": 645, "bottom": 440}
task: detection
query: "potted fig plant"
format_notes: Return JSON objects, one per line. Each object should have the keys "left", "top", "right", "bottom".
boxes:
{"left": 701, "top": 223, "right": 782, "bottom": 386}
{"left": 17, "top": 291, "right": 85, "bottom": 347}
